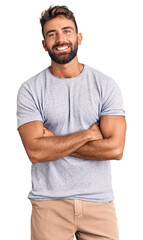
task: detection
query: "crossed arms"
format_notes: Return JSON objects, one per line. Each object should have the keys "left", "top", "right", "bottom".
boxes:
{"left": 18, "top": 115, "right": 126, "bottom": 164}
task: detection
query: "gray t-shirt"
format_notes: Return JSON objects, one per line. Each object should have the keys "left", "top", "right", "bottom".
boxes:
{"left": 17, "top": 64, "right": 125, "bottom": 202}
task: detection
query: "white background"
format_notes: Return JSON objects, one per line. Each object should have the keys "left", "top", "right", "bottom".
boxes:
{"left": 0, "top": 0, "right": 143, "bottom": 239}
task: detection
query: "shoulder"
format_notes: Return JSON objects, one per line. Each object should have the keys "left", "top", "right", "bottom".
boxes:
{"left": 17, "top": 67, "right": 48, "bottom": 94}
{"left": 86, "top": 65, "right": 115, "bottom": 83}
{"left": 19, "top": 68, "right": 47, "bottom": 88}
{"left": 85, "top": 64, "right": 118, "bottom": 92}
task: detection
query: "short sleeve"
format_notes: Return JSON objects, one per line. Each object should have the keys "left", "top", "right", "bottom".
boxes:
{"left": 16, "top": 83, "right": 43, "bottom": 130}
{"left": 100, "top": 78, "right": 125, "bottom": 117}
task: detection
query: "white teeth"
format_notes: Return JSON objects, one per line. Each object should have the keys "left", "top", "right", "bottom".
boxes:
{"left": 57, "top": 46, "right": 68, "bottom": 50}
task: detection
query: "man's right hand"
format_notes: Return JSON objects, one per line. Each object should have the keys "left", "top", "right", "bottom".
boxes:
{"left": 89, "top": 122, "right": 103, "bottom": 140}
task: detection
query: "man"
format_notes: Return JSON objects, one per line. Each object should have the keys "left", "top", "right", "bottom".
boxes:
{"left": 17, "top": 5, "right": 126, "bottom": 240}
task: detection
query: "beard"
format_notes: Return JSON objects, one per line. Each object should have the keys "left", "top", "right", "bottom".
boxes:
{"left": 46, "top": 39, "right": 78, "bottom": 64}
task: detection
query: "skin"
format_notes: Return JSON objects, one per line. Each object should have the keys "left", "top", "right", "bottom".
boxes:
{"left": 42, "top": 15, "right": 83, "bottom": 78}
{"left": 18, "top": 15, "right": 127, "bottom": 163}
{"left": 43, "top": 117, "right": 126, "bottom": 161}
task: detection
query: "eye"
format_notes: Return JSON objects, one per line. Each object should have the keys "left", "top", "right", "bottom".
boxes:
{"left": 64, "top": 30, "right": 71, "bottom": 33}
{"left": 48, "top": 33, "right": 56, "bottom": 37}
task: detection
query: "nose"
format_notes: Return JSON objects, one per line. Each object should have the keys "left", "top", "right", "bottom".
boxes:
{"left": 56, "top": 31, "right": 67, "bottom": 42}
{"left": 53, "top": 33, "right": 69, "bottom": 49}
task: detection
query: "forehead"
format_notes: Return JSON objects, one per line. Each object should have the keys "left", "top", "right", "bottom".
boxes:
{"left": 44, "top": 16, "right": 76, "bottom": 33}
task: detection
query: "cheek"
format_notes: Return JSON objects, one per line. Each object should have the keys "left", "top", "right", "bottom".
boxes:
{"left": 45, "top": 40, "right": 54, "bottom": 50}
{"left": 69, "top": 36, "right": 78, "bottom": 45}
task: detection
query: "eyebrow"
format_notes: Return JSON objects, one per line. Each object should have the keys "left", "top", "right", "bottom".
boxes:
{"left": 46, "top": 26, "right": 74, "bottom": 37}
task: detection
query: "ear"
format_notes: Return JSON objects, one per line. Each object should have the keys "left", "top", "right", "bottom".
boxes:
{"left": 42, "top": 40, "right": 48, "bottom": 51}
{"left": 77, "top": 32, "right": 83, "bottom": 46}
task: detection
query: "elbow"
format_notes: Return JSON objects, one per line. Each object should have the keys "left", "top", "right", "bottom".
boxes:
{"left": 29, "top": 150, "right": 52, "bottom": 163}
{"left": 30, "top": 157, "right": 38, "bottom": 164}
{"left": 29, "top": 152, "right": 38, "bottom": 164}
{"left": 28, "top": 150, "right": 41, "bottom": 164}
{"left": 114, "top": 148, "right": 123, "bottom": 160}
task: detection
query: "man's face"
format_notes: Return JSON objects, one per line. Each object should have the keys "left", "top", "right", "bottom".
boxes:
{"left": 42, "top": 16, "right": 82, "bottom": 64}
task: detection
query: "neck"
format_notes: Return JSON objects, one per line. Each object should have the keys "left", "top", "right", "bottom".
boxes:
{"left": 48, "top": 57, "right": 84, "bottom": 78}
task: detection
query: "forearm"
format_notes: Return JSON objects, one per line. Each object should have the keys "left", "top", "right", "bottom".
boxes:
{"left": 69, "top": 138, "right": 121, "bottom": 160}
{"left": 32, "top": 129, "right": 94, "bottom": 163}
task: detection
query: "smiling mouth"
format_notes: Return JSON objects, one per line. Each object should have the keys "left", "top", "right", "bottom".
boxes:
{"left": 55, "top": 46, "right": 70, "bottom": 52}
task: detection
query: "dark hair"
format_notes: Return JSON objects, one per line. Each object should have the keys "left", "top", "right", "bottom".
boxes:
{"left": 40, "top": 5, "right": 78, "bottom": 39}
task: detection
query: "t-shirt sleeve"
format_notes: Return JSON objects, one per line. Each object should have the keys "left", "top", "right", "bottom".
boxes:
{"left": 16, "top": 82, "right": 43, "bottom": 130}
{"left": 100, "top": 78, "right": 125, "bottom": 117}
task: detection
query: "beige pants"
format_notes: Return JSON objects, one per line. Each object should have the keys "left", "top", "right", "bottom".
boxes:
{"left": 30, "top": 199, "right": 119, "bottom": 240}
